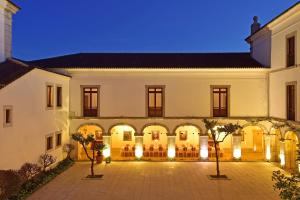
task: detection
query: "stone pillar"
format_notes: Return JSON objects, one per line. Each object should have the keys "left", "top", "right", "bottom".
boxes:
{"left": 135, "top": 135, "right": 143, "bottom": 159}
{"left": 279, "top": 140, "right": 285, "bottom": 167}
{"left": 232, "top": 135, "right": 242, "bottom": 160}
{"left": 167, "top": 135, "right": 176, "bottom": 160}
{"left": 265, "top": 134, "right": 271, "bottom": 161}
{"left": 199, "top": 135, "right": 209, "bottom": 160}
{"left": 102, "top": 135, "right": 111, "bottom": 159}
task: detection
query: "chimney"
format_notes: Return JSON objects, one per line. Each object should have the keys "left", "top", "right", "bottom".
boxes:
{"left": 251, "top": 16, "right": 261, "bottom": 35}
{"left": 0, "top": 0, "right": 19, "bottom": 63}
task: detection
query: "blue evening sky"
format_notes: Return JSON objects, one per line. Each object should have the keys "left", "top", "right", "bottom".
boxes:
{"left": 12, "top": 0, "right": 298, "bottom": 60}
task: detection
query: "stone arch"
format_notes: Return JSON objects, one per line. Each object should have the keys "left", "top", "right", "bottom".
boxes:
{"left": 141, "top": 123, "right": 170, "bottom": 135}
{"left": 76, "top": 123, "right": 105, "bottom": 134}
{"left": 241, "top": 122, "right": 268, "bottom": 134}
{"left": 108, "top": 123, "right": 138, "bottom": 136}
{"left": 284, "top": 130, "right": 299, "bottom": 172}
{"left": 172, "top": 123, "right": 202, "bottom": 135}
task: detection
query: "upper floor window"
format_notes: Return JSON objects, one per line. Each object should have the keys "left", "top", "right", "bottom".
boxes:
{"left": 3, "top": 106, "right": 12, "bottom": 127}
{"left": 56, "top": 86, "right": 62, "bottom": 108}
{"left": 147, "top": 86, "right": 164, "bottom": 117}
{"left": 287, "top": 36, "right": 295, "bottom": 67}
{"left": 46, "top": 85, "right": 54, "bottom": 108}
{"left": 83, "top": 87, "right": 99, "bottom": 117}
{"left": 212, "top": 87, "right": 229, "bottom": 117}
{"left": 287, "top": 83, "right": 296, "bottom": 121}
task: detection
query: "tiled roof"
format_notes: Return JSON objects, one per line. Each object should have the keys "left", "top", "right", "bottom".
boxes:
{"left": 0, "top": 59, "right": 34, "bottom": 89}
{"left": 27, "top": 53, "right": 267, "bottom": 69}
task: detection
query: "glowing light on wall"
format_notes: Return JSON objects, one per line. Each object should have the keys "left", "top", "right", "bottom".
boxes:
{"left": 280, "top": 153, "right": 285, "bottom": 167}
{"left": 266, "top": 146, "right": 271, "bottom": 161}
{"left": 168, "top": 148, "right": 176, "bottom": 159}
{"left": 200, "top": 149, "right": 208, "bottom": 159}
{"left": 135, "top": 146, "right": 143, "bottom": 159}
{"left": 233, "top": 148, "right": 241, "bottom": 159}
{"left": 265, "top": 135, "right": 271, "bottom": 161}
{"left": 103, "top": 147, "right": 111, "bottom": 158}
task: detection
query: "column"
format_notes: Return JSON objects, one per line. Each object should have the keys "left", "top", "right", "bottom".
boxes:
{"left": 232, "top": 135, "right": 242, "bottom": 160}
{"left": 265, "top": 134, "right": 271, "bottom": 161}
{"left": 102, "top": 135, "right": 111, "bottom": 159}
{"left": 167, "top": 135, "right": 176, "bottom": 160}
{"left": 199, "top": 135, "right": 209, "bottom": 160}
{"left": 135, "top": 135, "right": 143, "bottom": 159}
{"left": 279, "top": 140, "right": 285, "bottom": 167}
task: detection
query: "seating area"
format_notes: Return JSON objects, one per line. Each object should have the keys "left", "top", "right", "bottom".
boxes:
{"left": 143, "top": 144, "right": 167, "bottom": 158}
{"left": 175, "top": 144, "right": 199, "bottom": 158}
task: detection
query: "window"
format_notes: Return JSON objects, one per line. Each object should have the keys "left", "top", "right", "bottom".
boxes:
{"left": 56, "top": 132, "right": 62, "bottom": 147}
{"left": 287, "top": 84, "right": 296, "bottom": 121}
{"left": 56, "top": 86, "right": 62, "bottom": 108}
{"left": 3, "top": 106, "right": 12, "bottom": 127}
{"left": 46, "top": 85, "right": 54, "bottom": 108}
{"left": 212, "top": 87, "right": 229, "bottom": 117}
{"left": 46, "top": 136, "right": 53, "bottom": 151}
{"left": 147, "top": 86, "right": 164, "bottom": 117}
{"left": 83, "top": 87, "right": 99, "bottom": 117}
{"left": 287, "top": 36, "right": 295, "bottom": 67}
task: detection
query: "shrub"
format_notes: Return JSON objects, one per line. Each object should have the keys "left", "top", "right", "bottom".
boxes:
{"left": 0, "top": 170, "right": 22, "bottom": 200}
{"left": 18, "top": 163, "right": 41, "bottom": 182}
{"left": 39, "top": 154, "right": 56, "bottom": 172}
{"left": 272, "top": 170, "right": 300, "bottom": 200}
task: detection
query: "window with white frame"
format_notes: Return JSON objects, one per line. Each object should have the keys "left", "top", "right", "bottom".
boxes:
{"left": 46, "top": 135, "right": 54, "bottom": 151}
{"left": 56, "top": 132, "right": 62, "bottom": 147}
{"left": 46, "top": 85, "right": 54, "bottom": 108}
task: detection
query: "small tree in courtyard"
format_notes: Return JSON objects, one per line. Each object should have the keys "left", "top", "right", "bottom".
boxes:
{"left": 63, "top": 143, "right": 75, "bottom": 160}
{"left": 72, "top": 133, "right": 105, "bottom": 177}
{"left": 39, "top": 153, "right": 57, "bottom": 172}
{"left": 203, "top": 119, "right": 241, "bottom": 178}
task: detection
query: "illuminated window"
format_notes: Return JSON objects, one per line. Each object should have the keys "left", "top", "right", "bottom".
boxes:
{"left": 147, "top": 86, "right": 164, "bottom": 117}
{"left": 287, "top": 36, "right": 295, "bottom": 67}
{"left": 3, "top": 106, "right": 12, "bottom": 127}
{"left": 46, "top": 135, "right": 53, "bottom": 151}
{"left": 46, "top": 85, "right": 54, "bottom": 108}
{"left": 83, "top": 87, "right": 99, "bottom": 117}
{"left": 56, "top": 86, "right": 62, "bottom": 108}
{"left": 212, "top": 87, "right": 229, "bottom": 117}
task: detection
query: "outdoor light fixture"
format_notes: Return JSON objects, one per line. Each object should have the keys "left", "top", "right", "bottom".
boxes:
{"left": 266, "top": 146, "right": 271, "bottom": 161}
{"left": 200, "top": 148, "right": 208, "bottom": 159}
{"left": 168, "top": 148, "right": 176, "bottom": 159}
{"left": 103, "top": 148, "right": 111, "bottom": 158}
{"left": 233, "top": 148, "right": 241, "bottom": 159}
{"left": 135, "top": 146, "right": 143, "bottom": 159}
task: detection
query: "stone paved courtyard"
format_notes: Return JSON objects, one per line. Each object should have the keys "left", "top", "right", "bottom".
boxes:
{"left": 27, "top": 162, "right": 280, "bottom": 200}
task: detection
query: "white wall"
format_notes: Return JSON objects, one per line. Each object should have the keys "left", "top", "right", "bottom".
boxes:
{"left": 68, "top": 69, "right": 268, "bottom": 118}
{"left": 251, "top": 31, "right": 272, "bottom": 67}
{"left": 269, "top": 67, "right": 300, "bottom": 121}
{"left": 0, "top": 69, "right": 70, "bottom": 170}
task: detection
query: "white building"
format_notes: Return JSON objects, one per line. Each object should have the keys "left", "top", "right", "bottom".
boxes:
{"left": 0, "top": 0, "right": 299, "bottom": 172}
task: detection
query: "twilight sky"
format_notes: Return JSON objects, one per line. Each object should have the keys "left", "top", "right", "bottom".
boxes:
{"left": 12, "top": 0, "right": 298, "bottom": 60}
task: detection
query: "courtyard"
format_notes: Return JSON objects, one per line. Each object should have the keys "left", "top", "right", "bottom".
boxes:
{"left": 27, "top": 162, "right": 280, "bottom": 200}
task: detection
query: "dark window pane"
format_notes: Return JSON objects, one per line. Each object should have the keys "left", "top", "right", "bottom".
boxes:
{"left": 83, "top": 87, "right": 98, "bottom": 117}
{"left": 56, "top": 87, "right": 62, "bottom": 107}
{"left": 5, "top": 109, "right": 10, "bottom": 124}
{"left": 148, "top": 87, "right": 163, "bottom": 117}
{"left": 213, "top": 87, "right": 228, "bottom": 117}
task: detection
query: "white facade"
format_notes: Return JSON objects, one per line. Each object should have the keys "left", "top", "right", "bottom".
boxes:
{"left": 0, "top": 68, "right": 70, "bottom": 170}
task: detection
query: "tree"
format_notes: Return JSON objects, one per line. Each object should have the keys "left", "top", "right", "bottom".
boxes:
{"left": 72, "top": 133, "right": 105, "bottom": 177}
{"left": 63, "top": 143, "right": 75, "bottom": 160}
{"left": 203, "top": 119, "right": 241, "bottom": 177}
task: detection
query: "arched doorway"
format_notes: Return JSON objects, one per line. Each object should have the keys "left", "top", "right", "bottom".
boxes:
{"left": 77, "top": 124, "right": 103, "bottom": 160}
{"left": 174, "top": 124, "right": 200, "bottom": 159}
{"left": 285, "top": 131, "right": 299, "bottom": 172}
{"left": 142, "top": 124, "right": 169, "bottom": 160}
{"left": 240, "top": 125, "right": 266, "bottom": 161}
{"left": 110, "top": 124, "right": 136, "bottom": 160}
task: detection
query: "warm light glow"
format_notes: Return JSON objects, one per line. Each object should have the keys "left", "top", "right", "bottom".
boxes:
{"left": 135, "top": 146, "right": 143, "bottom": 159}
{"left": 280, "top": 153, "right": 285, "bottom": 166}
{"left": 103, "top": 148, "right": 111, "bottom": 158}
{"left": 266, "top": 146, "right": 271, "bottom": 161}
{"left": 233, "top": 148, "right": 241, "bottom": 159}
{"left": 168, "top": 148, "right": 176, "bottom": 159}
{"left": 200, "top": 149, "right": 208, "bottom": 159}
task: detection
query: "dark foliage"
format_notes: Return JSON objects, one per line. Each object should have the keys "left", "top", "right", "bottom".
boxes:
{"left": 39, "top": 154, "right": 56, "bottom": 172}
{"left": 18, "top": 163, "right": 41, "bottom": 182}
{"left": 0, "top": 170, "right": 22, "bottom": 200}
